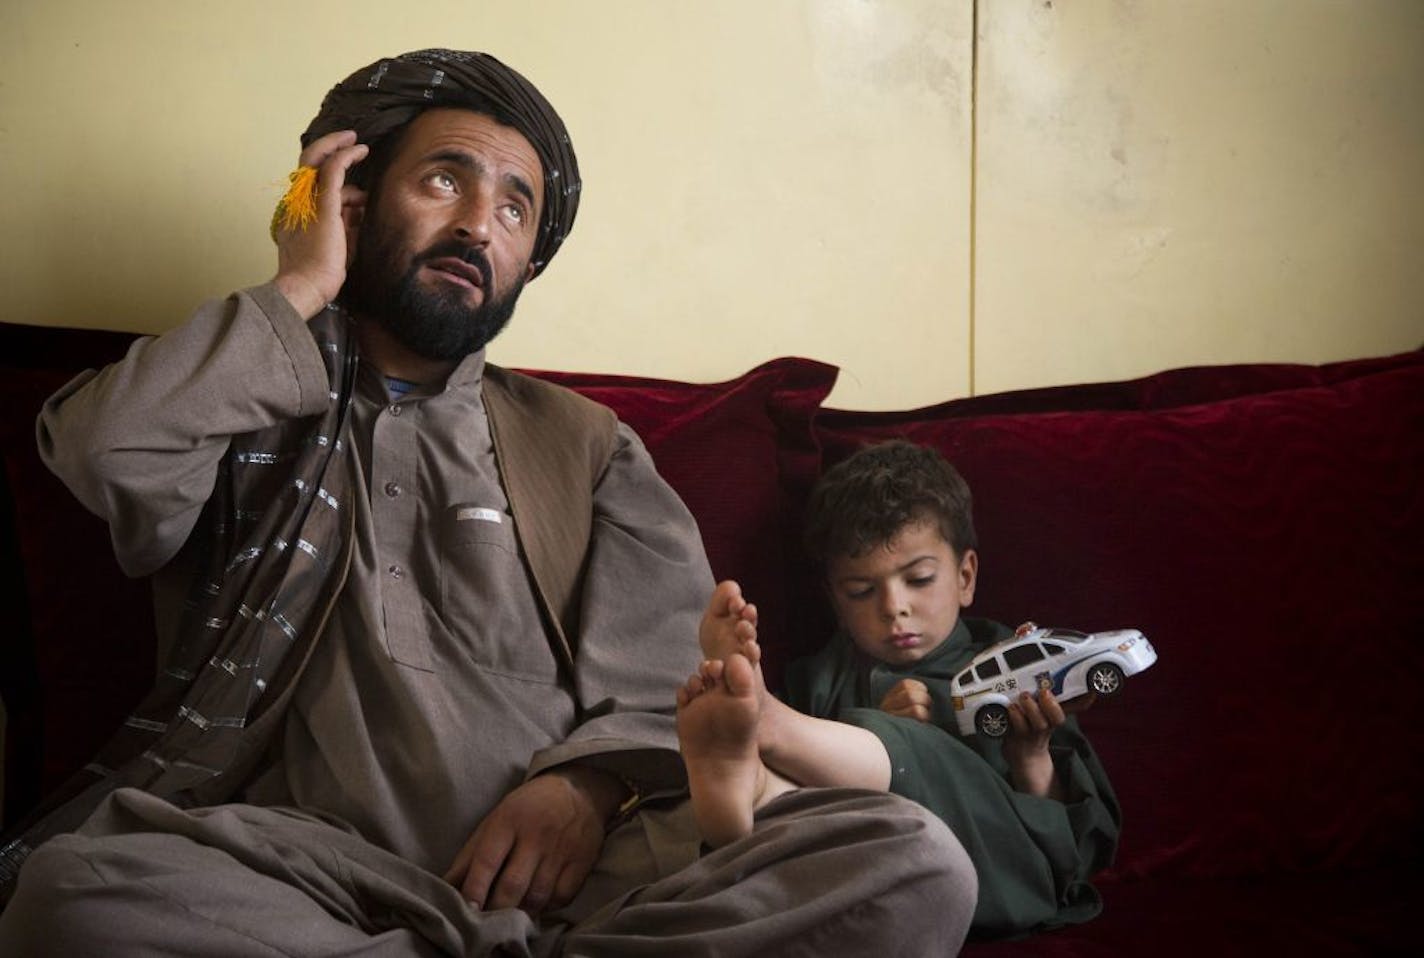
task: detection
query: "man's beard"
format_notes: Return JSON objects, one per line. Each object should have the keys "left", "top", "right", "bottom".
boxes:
{"left": 342, "top": 221, "right": 527, "bottom": 363}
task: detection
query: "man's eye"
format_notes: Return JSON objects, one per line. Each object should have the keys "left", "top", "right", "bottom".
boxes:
{"left": 844, "top": 587, "right": 873, "bottom": 601}
{"left": 428, "top": 172, "right": 457, "bottom": 192}
{"left": 908, "top": 576, "right": 935, "bottom": 588}
{"left": 505, "top": 203, "right": 526, "bottom": 224}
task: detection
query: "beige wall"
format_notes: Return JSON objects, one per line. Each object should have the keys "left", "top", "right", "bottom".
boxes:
{"left": 975, "top": 0, "right": 1424, "bottom": 395}
{"left": 1, "top": 0, "right": 1420, "bottom": 411}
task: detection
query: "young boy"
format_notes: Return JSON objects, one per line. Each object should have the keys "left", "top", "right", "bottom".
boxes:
{"left": 675, "top": 440, "right": 1121, "bottom": 938}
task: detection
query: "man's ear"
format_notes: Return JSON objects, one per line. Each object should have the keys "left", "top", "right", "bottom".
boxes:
{"left": 343, "top": 200, "right": 366, "bottom": 268}
{"left": 958, "top": 549, "right": 979, "bottom": 607}
{"left": 523, "top": 261, "right": 537, "bottom": 283}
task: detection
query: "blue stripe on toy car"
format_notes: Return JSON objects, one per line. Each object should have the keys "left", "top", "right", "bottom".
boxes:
{"left": 1050, "top": 656, "right": 1097, "bottom": 693}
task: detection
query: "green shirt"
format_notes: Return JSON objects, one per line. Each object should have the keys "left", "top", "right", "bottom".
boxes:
{"left": 784, "top": 617, "right": 1122, "bottom": 939}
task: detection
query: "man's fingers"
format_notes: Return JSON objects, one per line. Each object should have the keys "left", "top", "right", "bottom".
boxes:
{"left": 518, "top": 856, "right": 566, "bottom": 915}
{"left": 551, "top": 861, "right": 586, "bottom": 912}
{"left": 316, "top": 144, "right": 369, "bottom": 211}
{"left": 486, "top": 842, "right": 540, "bottom": 912}
{"left": 442, "top": 836, "right": 474, "bottom": 885}
{"left": 458, "top": 828, "right": 516, "bottom": 909}
{"left": 297, "top": 128, "right": 359, "bottom": 169}
{"left": 340, "top": 182, "right": 366, "bottom": 202}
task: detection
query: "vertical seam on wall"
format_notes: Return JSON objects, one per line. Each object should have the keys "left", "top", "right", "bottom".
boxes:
{"left": 968, "top": 0, "right": 980, "bottom": 397}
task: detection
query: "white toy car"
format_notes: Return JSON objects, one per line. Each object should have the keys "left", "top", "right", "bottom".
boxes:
{"left": 950, "top": 624, "right": 1158, "bottom": 738}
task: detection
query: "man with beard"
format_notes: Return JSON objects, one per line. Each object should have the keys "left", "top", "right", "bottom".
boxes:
{"left": 0, "top": 50, "right": 976, "bottom": 956}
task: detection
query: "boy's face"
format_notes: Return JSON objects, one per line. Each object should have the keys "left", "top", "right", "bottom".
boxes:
{"left": 827, "top": 520, "right": 978, "bottom": 667}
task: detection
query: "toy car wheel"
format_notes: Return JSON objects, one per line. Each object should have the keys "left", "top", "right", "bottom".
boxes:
{"left": 1087, "top": 662, "right": 1125, "bottom": 697}
{"left": 975, "top": 704, "right": 1010, "bottom": 738}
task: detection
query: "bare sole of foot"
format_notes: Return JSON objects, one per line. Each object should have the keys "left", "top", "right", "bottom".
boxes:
{"left": 677, "top": 654, "right": 765, "bottom": 847}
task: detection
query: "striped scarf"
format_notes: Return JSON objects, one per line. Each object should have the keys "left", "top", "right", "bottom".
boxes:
{"left": 1, "top": 306, "right": 360, "bottom": 901}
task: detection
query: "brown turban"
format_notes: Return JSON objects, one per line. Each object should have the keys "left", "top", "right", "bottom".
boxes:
{"left": 302, "top": 49, "right": 580, "bottom": 277}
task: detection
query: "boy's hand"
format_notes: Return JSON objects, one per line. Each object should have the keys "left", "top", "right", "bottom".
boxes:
{"left": 879, "top": 678, "right": 932, "bottom": 722}
{"left": 1002, "top": 688, "right": 1071, "bottom": 799}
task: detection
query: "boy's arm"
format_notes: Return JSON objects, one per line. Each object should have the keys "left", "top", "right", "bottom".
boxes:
{"left": 1001, "top": 688, "right": 1094, "bottom": 800}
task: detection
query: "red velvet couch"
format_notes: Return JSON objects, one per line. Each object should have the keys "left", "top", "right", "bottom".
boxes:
{"left": 2, "top": 319, "right": 1420, "bottom": 955}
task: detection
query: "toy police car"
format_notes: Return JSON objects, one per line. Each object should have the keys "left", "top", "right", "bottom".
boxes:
{"left": 950, "top": 625, "right": 1157, "bottom": 738}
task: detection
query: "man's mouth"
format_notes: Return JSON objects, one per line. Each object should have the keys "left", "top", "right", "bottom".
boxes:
{"left": 423, "top": 256, "right": 487, "bottom": 290}
{"left": 891, "top": 633, "right": 920, "bottom": 649}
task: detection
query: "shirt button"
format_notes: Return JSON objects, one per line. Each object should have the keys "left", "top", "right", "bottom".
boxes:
{"left": 384, "top": 481, "right": 402, "bottom": 498}
{"left": 387, "top": 564, "right": 404, "bottom": 579}
{"left": 388, "top": 403, "right": 403, "bottom": 417}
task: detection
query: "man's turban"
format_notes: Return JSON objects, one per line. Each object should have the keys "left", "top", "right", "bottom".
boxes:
{"left": 302, "top": 49, "right": 580, "bottom": 277}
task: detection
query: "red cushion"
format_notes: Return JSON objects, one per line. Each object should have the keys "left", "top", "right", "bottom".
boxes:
{"left": 0, "top": 368, "right": 155, "bottom": 817}
{"left": 961, "top": 866, "right": 1419, "bottom": 956}
{"left": 815, "top": 353, "right": 1424, "bottom": 881}
{"left": 522, "top": 358, "right": 838, "bottom": 690}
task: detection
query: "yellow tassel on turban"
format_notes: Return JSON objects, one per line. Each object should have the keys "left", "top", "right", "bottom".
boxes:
{"left": 271, "top": 166, "right": 320, "bottom": 238}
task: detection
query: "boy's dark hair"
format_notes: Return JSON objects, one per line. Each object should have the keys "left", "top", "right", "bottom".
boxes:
{"left": 803, "top": 440, "right": 977, "bottom": 565}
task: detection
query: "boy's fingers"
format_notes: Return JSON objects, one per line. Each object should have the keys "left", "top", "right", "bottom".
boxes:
{"left": 1038, "top": 689, "right": 1067, "bottom": 725}
{"left": 1006, "top": 703, "right": 1028, "bottom": 735}
{"left": 1017, "top": 693, "right": 1050, "bottom": 731}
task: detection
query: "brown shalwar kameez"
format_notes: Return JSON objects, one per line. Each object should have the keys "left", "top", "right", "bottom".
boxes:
{"left": 0, "top": 285, "right": 976, "bottom": 956}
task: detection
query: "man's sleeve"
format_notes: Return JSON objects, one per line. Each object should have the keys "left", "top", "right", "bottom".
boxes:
{"left": 524, "top": 424, "right": 712, "bottom": 794}
{"left": 36, "top": 284, "right": 330, "bottom": 577}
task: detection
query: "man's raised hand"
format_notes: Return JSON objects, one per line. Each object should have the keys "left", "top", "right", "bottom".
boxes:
{"left": 272, "top": 129, "right": 369, "bottom": 318}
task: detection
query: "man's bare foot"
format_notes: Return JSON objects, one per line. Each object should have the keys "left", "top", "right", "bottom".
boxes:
{"left": 676, "top": 654, "right": 767, "bottom": 847}
{"left": 699, "top": 580, "right": 761, "bottom": 665}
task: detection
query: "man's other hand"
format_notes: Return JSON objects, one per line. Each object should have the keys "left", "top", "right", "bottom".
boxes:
{"left": 442, "top": 765, "right": 626, "bottom": 915}
{"left": 272, "top": 129, "right": 369, "bottom": 318}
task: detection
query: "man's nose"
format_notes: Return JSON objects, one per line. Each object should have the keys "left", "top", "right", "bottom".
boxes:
{"left": 452, "top": 192, "right": 494, "bottom": 244}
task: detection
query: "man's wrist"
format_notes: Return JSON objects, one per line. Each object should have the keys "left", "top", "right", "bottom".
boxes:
{"left": 551, "top": 764, "right": 632, "bottom": 825}
{"left": 272, "top": 273, "right": 331, "bottom": 320}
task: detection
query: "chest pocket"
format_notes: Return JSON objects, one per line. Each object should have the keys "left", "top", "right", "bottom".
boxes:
{"left": 438, "top": 503, "right": 560, "bottom": 685}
